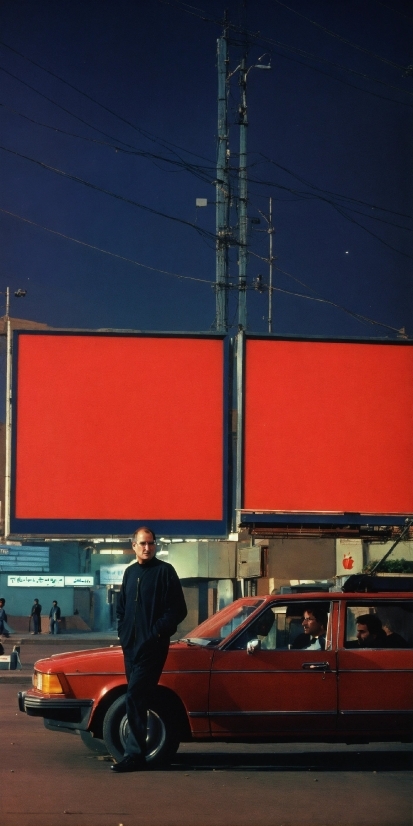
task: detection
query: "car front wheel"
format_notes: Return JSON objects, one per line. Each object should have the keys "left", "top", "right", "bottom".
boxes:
{"left": 102, "top": 693, "right": 181, "bottom": 767}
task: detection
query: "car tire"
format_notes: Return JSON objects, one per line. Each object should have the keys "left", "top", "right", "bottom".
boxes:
{"left": 102, "top": 693, "right": 181, "bottom": 767}
{"left": 79, "top": 730, "right": 109, "bottom": 755}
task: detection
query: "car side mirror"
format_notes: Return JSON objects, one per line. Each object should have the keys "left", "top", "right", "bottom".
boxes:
{"left": 247, "top": 639, "right": 260, "bottom": 655}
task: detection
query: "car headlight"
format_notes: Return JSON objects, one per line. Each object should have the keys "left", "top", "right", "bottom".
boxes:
{"left": 33, "top": 671, "right": 64, "bottom": 694}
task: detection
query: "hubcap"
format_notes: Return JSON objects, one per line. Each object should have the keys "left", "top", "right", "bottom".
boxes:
{"left": 119, "top": 709, "right": 166, "bottom": 761}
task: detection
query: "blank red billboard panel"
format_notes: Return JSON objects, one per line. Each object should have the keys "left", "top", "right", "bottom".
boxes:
{"left": 12, "top": 333, "right": 226, "bottom": 534}
{"left": 244, "top": 339, "right": 413, "bottom": 515}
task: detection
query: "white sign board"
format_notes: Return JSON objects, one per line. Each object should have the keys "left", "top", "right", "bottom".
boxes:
{"left": 100, "top": 565, "right": 128, "bottom": 585}
{"left": 64, "top": 576, "right": 94, "bottom": 587}
{"left": 8, "top": 575, "right": 64, "bottom": 587}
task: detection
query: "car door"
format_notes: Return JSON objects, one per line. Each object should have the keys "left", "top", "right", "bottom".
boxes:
{"left": 337, "top": 597, "right": 413, "bottom": 741}
{"left": 208, "top": 600, "right": 338, "bottom": 738}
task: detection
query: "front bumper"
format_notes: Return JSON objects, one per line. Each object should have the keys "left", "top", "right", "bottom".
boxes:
{"left": 18, "top": 691, "right": 93, "bottom": 730}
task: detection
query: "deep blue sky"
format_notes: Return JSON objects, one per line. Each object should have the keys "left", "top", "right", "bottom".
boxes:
{"left": 0, "top": 0, "right": 412, "bottom": 338}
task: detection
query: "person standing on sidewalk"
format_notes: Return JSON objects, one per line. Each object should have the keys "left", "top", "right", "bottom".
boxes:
{"left": 111, "top": 525, "right": 187, "bottom": 773}
{"left": 49, "top": 600, "right": 61, "bottom": 634}
{"left": 30, "top": 598, "right": 42, "bottom": 635}
{"left": 0, "top": 597, "right": 9, "bottom": 638}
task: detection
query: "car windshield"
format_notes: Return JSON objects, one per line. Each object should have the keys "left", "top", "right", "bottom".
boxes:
{"left": 179, "top": 599, "right": 264, "bottom": 647}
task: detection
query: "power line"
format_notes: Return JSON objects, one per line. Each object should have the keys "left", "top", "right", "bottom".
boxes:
{"left": 0, "top": 41, "right": 213, "bottom": 165}
{"left": 0, "top": 143, "right": 218, "bottom": 243}
{"left": 162, "top": 0, "right": 413, "bottom": 102}
{"left": 374, "top": 0, "right": 413, "bottom": 21}
{"left": 272, "top": 0, "right": 408, "bottom": 71}
{"left": 257, "top": 154, "right": 412, "bottom": 220}
{"left": 0, "top": 203, "right": 407, "bottom": 337}
{"left": 250, "top": 35, "right": 413, "bottom": 108}
{"left": 0, "top": 206, "right": 214, "bottom": 285}
{"left": 268, "top": 281, "right": 407, "bottom": 337}
{"left": 0, "top": 101, "right": 215, "bottom": 185}
{"left": 247, "top": 258, "right": 407, "bottom": 336}
{"left": 248, "top": 171, "right": 412, "bottom": 232}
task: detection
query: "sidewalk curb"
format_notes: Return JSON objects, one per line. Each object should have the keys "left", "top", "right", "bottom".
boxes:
{"left": 0, "top": 674, "right": 32, "bottom": 684}
{"left": 11, "top": 635, "right": 118, "bottom": 646}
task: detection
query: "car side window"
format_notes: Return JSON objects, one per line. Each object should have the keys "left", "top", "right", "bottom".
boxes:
{"left": 228, "top": 601, "right": 332, "bottom": 651}
{"left": 345, "top": 602, "right": 413, "bottom": 649}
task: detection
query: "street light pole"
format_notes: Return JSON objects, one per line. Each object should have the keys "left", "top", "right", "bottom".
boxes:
{"left": 3, "top": 287, "right": 26, "bottom": 537}
{"left": 5, "top": 287, "right": 11, "bottom": 537}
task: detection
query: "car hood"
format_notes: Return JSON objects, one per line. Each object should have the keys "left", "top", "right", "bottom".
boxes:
{"left": 34, "top": 645, "right": 122, "bottom": 671}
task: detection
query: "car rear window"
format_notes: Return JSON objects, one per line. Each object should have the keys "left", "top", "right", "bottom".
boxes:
{"left": 344, "top": 601, "right": 413, "bottom": 648}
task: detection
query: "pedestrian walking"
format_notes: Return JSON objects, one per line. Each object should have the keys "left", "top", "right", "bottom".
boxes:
{"left": 111, "top": 526, "right": 187, "bottom": 773}
{"left": 49, "top": 600, "right": 61, "bottom": 634}
{"left": 0, "top": 597, "right": 9, "bottom": 638}
{"left": 30, "top": 598, "right": 42, "bottom": 634}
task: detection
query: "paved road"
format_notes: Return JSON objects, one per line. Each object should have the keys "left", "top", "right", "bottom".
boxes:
{"left": 1, "top": 639, "right": 412, "bottom": 826}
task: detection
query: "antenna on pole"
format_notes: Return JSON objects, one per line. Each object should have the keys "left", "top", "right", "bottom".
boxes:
{"left": 215, "top": 12, "right": 230, "bottom": 333}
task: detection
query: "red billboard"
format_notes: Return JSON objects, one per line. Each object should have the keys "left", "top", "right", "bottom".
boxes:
{"left": 11, "top": 332, "right": 228, "bottom": 536}
{"left": 243, "top": 338, "right": 413, "bottom": 517}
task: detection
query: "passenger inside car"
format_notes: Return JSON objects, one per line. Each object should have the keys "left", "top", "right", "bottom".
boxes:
{"left": 345, "top": 603, "right": 412, "bottom": 648}
{"left": 346, "top": 613, "right": 388, "bottom": 648}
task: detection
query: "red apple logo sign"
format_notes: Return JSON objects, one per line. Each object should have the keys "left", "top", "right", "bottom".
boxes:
{"left": 342, "top": 554, "right": 354, "bottom": 570}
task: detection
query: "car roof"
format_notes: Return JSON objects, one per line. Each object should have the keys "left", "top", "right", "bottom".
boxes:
{"left": 261, "top": 591, "right": 413, "bottom": 603}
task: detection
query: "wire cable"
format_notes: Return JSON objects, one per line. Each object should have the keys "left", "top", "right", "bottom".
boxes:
{"left": 0, "top": 41, "right": 214, "bottom": 164}
{"left": 267, "top": 280, "right": 407, "bottom": 336}
{"left": 272, "top": 0, "right": 407, "bottom": 71}
{"left": 162, "top": 0, "right": 413, "bottom": 100}
{"left": 0, "top": 101, "right": 215, "bottom": 185}
{"left": 0, "top": 143, "right": 218, "bottom": 243}
{"left": 0, "top": 204, "right": 406, "bottom": 336}
{"left": 257, "top": 154, "right": 413, "bottom": 220}
{"left": 0, "top": 206, "right": 214, "bottom": 285}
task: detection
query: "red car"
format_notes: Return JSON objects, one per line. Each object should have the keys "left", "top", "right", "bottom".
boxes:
{"left": 18, "top": 580, "right": 413, "bottom": 766}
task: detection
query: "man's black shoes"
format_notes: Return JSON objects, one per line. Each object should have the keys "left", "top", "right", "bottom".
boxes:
{"left": 110, "top": 755, "right": 147, "bottom": 773}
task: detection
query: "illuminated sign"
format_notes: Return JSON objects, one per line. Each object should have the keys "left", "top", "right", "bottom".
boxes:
{"left": 0, "top": 545, "right": 49, "bottom": 572}
{"left": 8, "top": 575, "right": 64, "bottom": 587}
{"left": 100, "top": 565, "right": 129, "bottom": 585}
{"left": 64, "top": 576, "right": 94, "bottom": 587}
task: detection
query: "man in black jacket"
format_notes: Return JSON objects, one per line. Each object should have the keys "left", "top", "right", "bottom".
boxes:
{"left": 111, "top": 526, "right": 187, "bottom": 773}
{"left": 291, "top": 605, "right": 328, "bottom": 650}
{"left": 30, "top": 598, "right": 42, "bottom": 634}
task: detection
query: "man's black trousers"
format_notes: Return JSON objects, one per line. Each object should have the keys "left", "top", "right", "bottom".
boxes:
{"left": 123, "top": 644, "right": 168, "bottom": 758}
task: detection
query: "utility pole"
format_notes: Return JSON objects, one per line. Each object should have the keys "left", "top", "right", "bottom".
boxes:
{"left": 238, "top": 56, "right": 248, "bottom": 330}
{"left": 237, "top": 55, "right": 270, "bottom": 330}
{"left": 257, "top": 197, "right": 275, "bottom": 332}
{"left": 215, "top": 22, "right": 230, "bottom": 332}
{"left": 268, "top": 196, "right": 274, "bottom": 332}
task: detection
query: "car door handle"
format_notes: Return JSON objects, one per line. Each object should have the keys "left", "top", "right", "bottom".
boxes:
{"left": 302, "top": 661, "right": 330, "bottom": 671}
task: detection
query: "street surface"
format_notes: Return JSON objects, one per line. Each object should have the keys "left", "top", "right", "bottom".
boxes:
{"left": 1, "top": 638, "right": 412, "bottom": 826}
